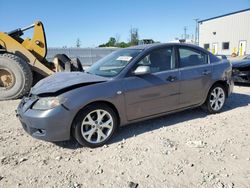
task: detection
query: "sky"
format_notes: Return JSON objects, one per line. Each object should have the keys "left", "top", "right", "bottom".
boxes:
{"left": 0, "top": 0, "right": 249, "bottom": 47}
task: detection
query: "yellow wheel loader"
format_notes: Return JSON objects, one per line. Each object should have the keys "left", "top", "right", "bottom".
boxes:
{"left": 0, "top": 21, "right": 83, "bottom": 100}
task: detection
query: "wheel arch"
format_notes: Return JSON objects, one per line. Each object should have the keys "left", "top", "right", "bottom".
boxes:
{"left": 210, "top": 80, "right": 229, "bottom": 97}
{"left": 70, "top": 100, "right": 121, "bottom": 137}
{"left": 202, "top": 80, "right": 229, "bottom": 105}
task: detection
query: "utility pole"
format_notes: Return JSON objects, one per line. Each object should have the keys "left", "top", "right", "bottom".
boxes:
{"left": 194, "top": 18, "right": 199, "bottom": 45}
{"left": 184, "top": 26, "right": 187, "bottom": 40}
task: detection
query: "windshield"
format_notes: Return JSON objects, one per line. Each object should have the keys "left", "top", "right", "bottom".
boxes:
{"left": 88, "top": 49, "right": 141, "bottom": 77}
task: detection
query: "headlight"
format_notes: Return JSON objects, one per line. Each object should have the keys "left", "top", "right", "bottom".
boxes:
{"left": 32, "top": 96, "right": 66, "bottom": 110}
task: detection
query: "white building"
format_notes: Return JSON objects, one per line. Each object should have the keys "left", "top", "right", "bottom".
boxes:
{"left": 199, "top": 8, "right": 250, "bottom": 56}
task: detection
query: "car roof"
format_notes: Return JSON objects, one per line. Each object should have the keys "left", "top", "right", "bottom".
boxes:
{"left": 127, "top": 43, "right": 207, "bottom": 52}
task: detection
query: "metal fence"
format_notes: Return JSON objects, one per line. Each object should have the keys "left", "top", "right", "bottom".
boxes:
{"left": 47, "top": 48, "right": 118, "bottom": 66}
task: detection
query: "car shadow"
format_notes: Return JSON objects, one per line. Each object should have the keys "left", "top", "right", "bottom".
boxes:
{"left": 53, "top": 92, "right": 250, "bottom": 149}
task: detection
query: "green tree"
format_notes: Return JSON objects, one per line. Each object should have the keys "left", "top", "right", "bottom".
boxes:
{"left": 98, "top": 37, "right": 117, "bottom": 47}
{"left": 107, "top": 37, "right": 116, "bottom": 47}
{"left": 117, "top": 42, "right": 129, "bottom": 48}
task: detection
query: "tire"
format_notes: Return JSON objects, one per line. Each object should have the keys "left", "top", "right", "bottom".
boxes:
{"left": 72, "top": 104, "right": 118, "bottom": 148}
{"left": 0, "top": 53, "right": 33, "bottom": 100}
{"left": 203, "top": 84, "right": 226, "bottom": 114}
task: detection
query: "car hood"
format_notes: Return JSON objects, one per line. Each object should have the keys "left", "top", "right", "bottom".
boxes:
{"left": 31, "top": 72, "right": 110, "bottom": 95}
{"left": 232, "top": 59, "right": 250, "bottom": 68}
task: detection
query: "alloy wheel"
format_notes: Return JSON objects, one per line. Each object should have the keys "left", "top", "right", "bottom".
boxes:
{"left": 209, "top": 87, "right": 225, "bottom": 111}
{"left": 81, "top": 109, "right": 114, "bottom": 144}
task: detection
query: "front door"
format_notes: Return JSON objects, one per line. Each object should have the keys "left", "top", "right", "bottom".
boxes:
{"left": 123, "top": 47, "right": 180, "bottom": 120}
{"left": 177, "top": 46, "right": 212, "bottom": 107}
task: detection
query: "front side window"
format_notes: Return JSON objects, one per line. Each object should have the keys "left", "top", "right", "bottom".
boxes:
{"left": 88, "top": 49, "right": 141, "bottom": 77}
{"left": 178, "top": 47, "right": 208, "bottom": 68}
{"left": 222, "top": 42, "right": 230, "bottom": 50}
{"left": 135, "top": 47, "right": 175, "bottom": 73}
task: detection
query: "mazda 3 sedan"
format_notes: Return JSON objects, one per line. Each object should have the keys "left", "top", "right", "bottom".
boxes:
{"left": 17, "top": 43, "right": 234, "bottom": 147}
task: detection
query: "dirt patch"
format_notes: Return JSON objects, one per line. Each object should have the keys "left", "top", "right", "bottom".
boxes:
{"left": 0, "top": 86, "right": 250, "bottom": 187}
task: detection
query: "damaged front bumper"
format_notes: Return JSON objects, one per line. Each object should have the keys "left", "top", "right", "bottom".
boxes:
{"left": 16, "top": 97, "right": 73, "bottom": 142}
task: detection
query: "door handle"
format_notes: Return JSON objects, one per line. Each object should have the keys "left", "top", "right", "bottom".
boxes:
{"left": 166, "top": 76, "right": 177, "bottom": 82}
{"left": 202, "top": 70, "right": 211, "bottom": 75}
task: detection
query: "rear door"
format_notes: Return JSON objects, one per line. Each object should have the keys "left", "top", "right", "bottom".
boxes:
{"left": 177, "top": 46, "right": 212, "bottom": 107}
{"left": 123, "top": 46, "right": 180, "bottom": 120}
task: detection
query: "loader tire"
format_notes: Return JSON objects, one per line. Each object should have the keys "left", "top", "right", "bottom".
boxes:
{"left": 0, "top": 53, "right": 33, "bottom": 100}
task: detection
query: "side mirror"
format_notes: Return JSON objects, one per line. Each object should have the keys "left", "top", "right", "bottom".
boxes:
{"left": 133, "top": 66, "right": 151, "bottom": 75}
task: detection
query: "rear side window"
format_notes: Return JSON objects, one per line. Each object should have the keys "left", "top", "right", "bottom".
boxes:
{"left": 178, "top": 47, "right": 208, "bottom": 68}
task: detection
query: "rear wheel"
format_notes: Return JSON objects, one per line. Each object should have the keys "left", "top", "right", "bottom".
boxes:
{"left": 0, "top": 53, "right": 33, "bottom": 100}
{"left": 72, "top": 104, "right": 118, "bottom": 148}
{"left": 203, "top": 84, "right": 226, "bottom": 114}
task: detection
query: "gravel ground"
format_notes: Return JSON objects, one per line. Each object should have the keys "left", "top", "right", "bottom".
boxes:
{"left": 0, "top": 85, "right": 250, "bottom": 188}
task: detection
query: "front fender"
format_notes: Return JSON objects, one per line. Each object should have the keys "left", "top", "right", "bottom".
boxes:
{"left": 60, "top": 80, "right": 127, "bottom": 126}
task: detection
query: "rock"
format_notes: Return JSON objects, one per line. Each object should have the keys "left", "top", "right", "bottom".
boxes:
{"left": 42, "top": 160, "right": 48, "bottom": 165}
{"left": 145, "top": 174, "right": 149, "bottom": 178}
{"left": 135, "top": 161, "right": 142, "bottom": 166}
{"left": 0, "top": 176, "right": 3, "bottom": 181}
{"left": 0, "top": 156, "right": 7, "bottom": 165}
{"left": 103, "top": 145, "right": 108, "bottom": 148}
{"left": 230, "top": 154, "right": 238, "bottom": 159}
{"left": 217, "top": 182, "right": 225, "bottom": 188}
{"left": 55, "top": 156, "right": 62, "bottom": 161}
{"left": 128, "top": 181, "right": 138, "bottom": 188}
{"left": 65, "top": 157, "right": 70, "bottom": 162}
{"left": 122, "top": 139, "right": 126, "bottom": 144}
{"left": 163, "top": 150, "right": 170, "bottom": 155}
{"left": 95, "top": 168, "right": 103, "bottom": 175}
{"left": 19, "top": 157, "right": 28, "bottom": 163}
{"left": 118, "top": 145, "right": 124, "bottom": 149}
{"left": 161, "top": 178, "right": 167, "bottom": 182}
{"left": 73, "top": 182, "right": 81, "bottom": 188}
{"left": 162, "top": 139, "right": 175, "bottom": 148}
{"left": 186, "top": 140, "right": 206, "bottom": 148}
{"left": 227, "top": 182, "right": 235, "bottom": 188}
{"left": 246, "top": 158, "right": 250, "bottom": 161}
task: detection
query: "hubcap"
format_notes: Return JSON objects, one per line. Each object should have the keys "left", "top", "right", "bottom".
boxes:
{"left": 81, "top": 109, "right": 113, "bottom": 144}
{"left": 209, "top": 87, "right": 225, "bottom": 111}
{"left": 0, "top": 68, "right": 14, "bottom": 89}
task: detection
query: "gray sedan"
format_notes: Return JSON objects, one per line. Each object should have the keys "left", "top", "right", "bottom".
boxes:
{"left": 17, "top": 43, "right": 234, "bottom": 147}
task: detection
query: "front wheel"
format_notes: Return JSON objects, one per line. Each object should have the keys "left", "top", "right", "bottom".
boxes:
{"left": 203, "top": 84, "right": 226, "bottom": 114}
{"left": 72, "top": 104, "right": 118, "bottom": 148}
